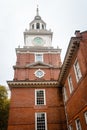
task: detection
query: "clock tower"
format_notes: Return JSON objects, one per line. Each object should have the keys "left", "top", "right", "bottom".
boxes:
{"left": 7, "top": 7, "right": 67, "bottom": 130}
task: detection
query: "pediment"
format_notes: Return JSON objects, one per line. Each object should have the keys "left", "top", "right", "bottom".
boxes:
{"left": 26, "top": 61, "right": 53, "bottom": 68}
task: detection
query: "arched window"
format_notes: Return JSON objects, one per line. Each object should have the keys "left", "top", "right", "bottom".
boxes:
{"left": 42, "top": 24, "right": 44, "bottom": 29}
{"left": 36, "top": 23, "right": 40, "bottom": 29}
{"left": 32, "top": 24, "right": 34, "bottom": 29}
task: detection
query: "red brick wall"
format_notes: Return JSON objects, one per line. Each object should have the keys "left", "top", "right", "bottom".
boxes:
{"left": 8, "top": 87, "right": 67, "bottom": 130}
{"left": 8, "top": 38, "right": 65, "bottom": 129}
{"left": 64, "top": 32, "right": 87, "bottom": 129}
{"left": 16, "top": 53, "right": 61, "bottom": 67}
{"left": 44, "top": 53, "right": 61, "bottom": 66}
{"left": 14, "top": 53, "right": 61, "bottom": 81}
{"left": 14, "top": 68, "right": 60, "bottom": 81}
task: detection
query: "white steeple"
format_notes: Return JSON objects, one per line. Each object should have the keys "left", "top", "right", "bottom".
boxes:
{"left": 24, "top": 7, "right": 53, "bottom": 47}
{"left": 29, "top": 6, "right": 46, "bottom": 30}
{"left": 36, "top": 5, "right": 39, "bottom": 16}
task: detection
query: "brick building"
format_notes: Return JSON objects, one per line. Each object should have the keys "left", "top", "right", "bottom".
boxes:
{"left": 7, "top": 8, "right": 87, "bottom": 130}
{"left": 7, "top": 8, "right": 67, "bottom": 130}
{"left": 58, "top": 30, "right": 87, "bottom": 130}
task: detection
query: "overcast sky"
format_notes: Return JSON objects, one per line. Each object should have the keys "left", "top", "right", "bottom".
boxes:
{"left": 0, "top": 0, "right": 87, "bottom": 87}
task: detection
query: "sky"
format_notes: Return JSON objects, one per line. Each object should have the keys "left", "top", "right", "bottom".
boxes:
{"left": 0, "top": 0, "right": 87, "bottom": 88}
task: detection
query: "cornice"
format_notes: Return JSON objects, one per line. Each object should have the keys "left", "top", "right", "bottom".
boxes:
{"left": 24, "top": 29, "right": 53, "bottom": 35}
{"left": 16, "top": 47, "right": 61, "bottom": 54}
{"left": 58, "top": 37, "right": 81, "bottom": 86}
{"left": 7, "top": 81, "right": 58, "bottom": 88}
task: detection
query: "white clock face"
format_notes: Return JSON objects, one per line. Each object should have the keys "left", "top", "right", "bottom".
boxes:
{"left": 37, "top": 71, "right": 43, "bottom": 76}
{"left": 34, "top": 69, "right": 45, "bottom": 78}
{"left": 33, "top": 37, "right": 44, "bottom": 46}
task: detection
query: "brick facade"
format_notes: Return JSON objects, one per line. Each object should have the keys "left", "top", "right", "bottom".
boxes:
{"left": 8, "top": 87, "right": 67, "bottom": 130}
{"left": 58, "top": 31, "right": 87, "bottom": 130}
{"left": 7, "top": 47, "right": 67, "bottom": 130}
{"left": 14, "top": 52, "right": 61, "bottom": 81}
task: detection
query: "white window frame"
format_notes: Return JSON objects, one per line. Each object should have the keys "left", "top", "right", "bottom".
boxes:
{"left": 75, "top": 118, "right": 82, "bottom": 130}
{"left": 74, "top": 59, "right": 82, "bottom": 83}
{"left": 35, "top": 89, "right": 46, "bottom": 106}
{"left": 35, "top": 53, "right": 43, "bottom": 62}
{"left": 68, "top": 124, "right": 73, "bottom": 130}
{"left": 68, "top": 75, "right": 74, "bottom": 94}
{"left": 84, "top": 111, "right": 87, "bottom": 124}
{"left": 35, "top": 112, "right": 47, "bottom": 130}
{"left": 63, "top": 86, "right": 68, "bottom": 102}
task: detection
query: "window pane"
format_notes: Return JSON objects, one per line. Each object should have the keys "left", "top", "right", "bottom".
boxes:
{"left": 35, "top": 90, "right": 45, "bottom": 105}
{"left": 35, "top": 54, "right": 43, "bottom": 62}
{"left": 75, "top": 118, "right": 82, "bottom": 130}
{"left": 68, "top": 75, "right": 74, "bottom": 94}
{"left": 36, "top": 113, "right": 47, "bottom": 130}
{"left": 37, "top": 91, "right": 44, "bottom": 105}
{"left": 36, "top": 23, "right": 40, "bottom": 29}
{"left": 63, "top": 87, "right": 68, "bottom": 102}
{"left": 74, "top": 60, "right": 82, "bottom": 82}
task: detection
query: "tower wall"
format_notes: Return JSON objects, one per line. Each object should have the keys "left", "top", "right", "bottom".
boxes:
{"left": 7, "top": 8, "right": 67, "bottom": 130}
{"left": 8, "top": 87, "right": 67, "bottom": 130}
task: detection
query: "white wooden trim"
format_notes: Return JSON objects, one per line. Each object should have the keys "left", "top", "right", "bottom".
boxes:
{"left": 35, "top": 112, "right": 47, "bottom": 130}
{"left": 84, "top": 111, "right": 87, "bottom": 124}
{"left": 68, "top": 75, "right": 74, "bottom": 94}
{"left": 73, "top": 59, "right": 82, "bottom": 83}
{"left": 35, "top": 89, "right": 46, "bottom": 105}
{"left": 35, "top": 53, "right": 43, "bottom": 62}
{"left": 75, "top": 118, "right": 82, "bottom": 130}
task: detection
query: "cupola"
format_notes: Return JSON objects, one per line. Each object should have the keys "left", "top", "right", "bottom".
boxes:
{"left": 29, "top": 7, "right": 46, "bottom": 30}
{"left": 24, "top": 6, "right": 53, "bottom": 47}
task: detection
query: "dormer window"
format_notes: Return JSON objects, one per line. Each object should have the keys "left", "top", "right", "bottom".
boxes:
{"left": 36, "top": 23, "right": 40, "bottom": 29}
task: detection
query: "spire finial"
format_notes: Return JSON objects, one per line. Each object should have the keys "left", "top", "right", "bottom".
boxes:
{"left": 36, "top": 4, "right": 39, "bottom": 16}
